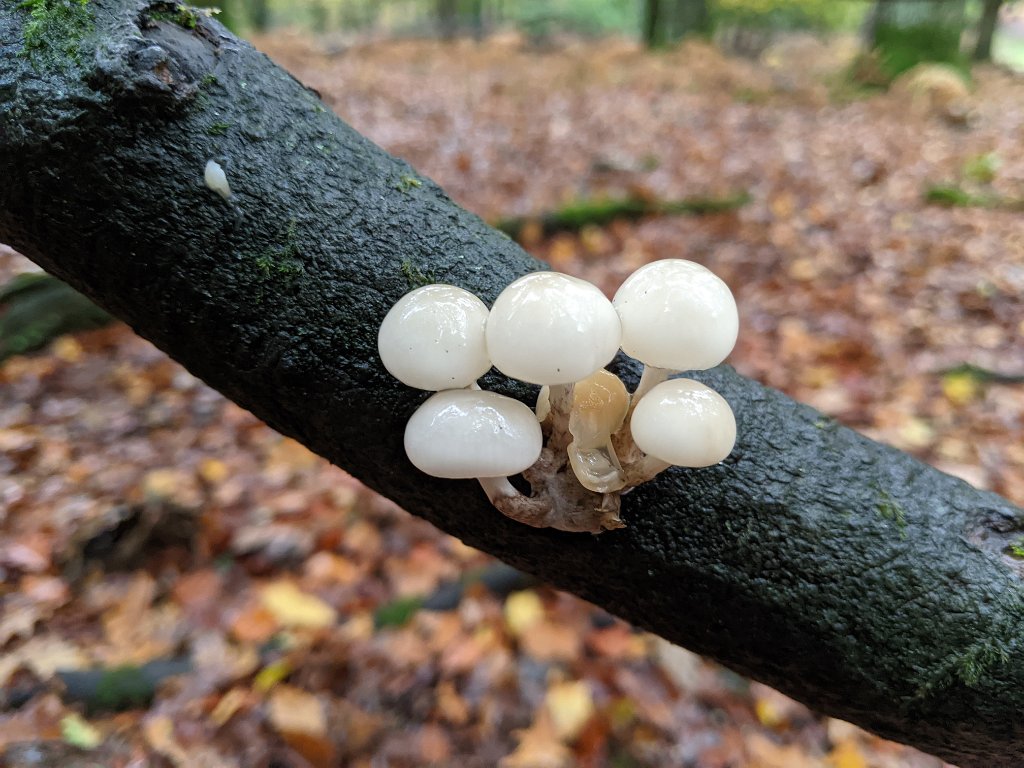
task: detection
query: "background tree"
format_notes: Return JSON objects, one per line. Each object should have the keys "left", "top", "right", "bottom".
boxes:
{"left": 3, "top": 2, "right": 1024, "bottom": 765}
{"left": 975, "top": 0, "right": 1006, "bottom": 61}
{"left": 644, "top": 0, "right": 712, "bottom": 48}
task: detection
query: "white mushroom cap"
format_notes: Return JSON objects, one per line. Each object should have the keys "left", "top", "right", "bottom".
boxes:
{"left": 630, "top": 378, "right": 736, "bottom": 467}
{"left": 404, "top": 389, "right": 542, "bottom": 479}
{"left": 486, "top": 272, "right": 621, "bottom": 386}
{"left": 613, "top": 259, "right": 738, "bottom": 371}
{"left": 378, "top": 284, "right": 491, "bottom": 391}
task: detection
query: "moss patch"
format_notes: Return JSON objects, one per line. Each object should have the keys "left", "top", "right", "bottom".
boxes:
{"left": 249, "top": 222, "right": 305, "bottom": 298}
{"left": 148, "top": 3, "right": 200, "bottom": 30}
{"left": 400, "top": 260, "right": 434, "bottom": 289}
{"left": 207, "top": 121, "right": 231, "bottom": 136}
{"left": 19, "top": 0, "right": 93, "bottom": 68}
{"left": 876, "top": 490, "right": 908, "bottom": 539}
{"left": 395, "top": 174, "right": 423, "bottom": 193}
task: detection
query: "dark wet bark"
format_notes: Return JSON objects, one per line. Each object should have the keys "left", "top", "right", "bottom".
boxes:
{"left": 2, "top": 3, "right": 1024, "bottom": 764}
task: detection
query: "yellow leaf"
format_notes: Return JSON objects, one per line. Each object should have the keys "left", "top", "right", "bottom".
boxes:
{"left": 827, "top": 739, "right": 869, "bottom": 768}
{"left": 755, "top": 697, "right": 784, "bottom": 728}
{"left": 260, "top": 580, "right": 337, "bottom": 629}
{"left": 61, "top": 713, "right": 102, "bottom": 749}
{"left": 544, "top": 680, "right": 594, "bottom": 742}
{"left": 941, "top": 371, "right": 979, "bottom": 405}
{"left": 198, "top": 458, "right": 229, "bottom": 485}
{"left": 210, "top": 686, "right": 250, "bottom": 726}
{"left": 504, "top": 590, "right": 544, "bottom": 637}
{"left": 52, "top": 337, "right": 84, "bottom": 363}
{"left": 254, "top": 658, "right": 293, "bottom": 693}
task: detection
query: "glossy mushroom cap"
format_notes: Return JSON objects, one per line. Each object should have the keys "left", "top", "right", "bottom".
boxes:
{"left": 630, "top": 379, "right": 736, "bottom": 467}
{"left": 486, "top": 272, "right": 621, "bottom": 386}
{"left": 613, "top": 259, "right": 738, "bottom": 371}
{"left": 404, "top": 389, "right": 542, "bottom": 479}
{"left": 378, "top": 284, "right": 491, "bottom": 391}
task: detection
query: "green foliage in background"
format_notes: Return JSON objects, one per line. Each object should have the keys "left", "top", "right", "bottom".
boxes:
{"left": 713, "top": 0, "right": 863, "bottom": 32}
{"left": 506, "top": 0, "right": 637, "bottom": 38}
{"left": 874, "top": 20, "right": 969, "bottom": 78}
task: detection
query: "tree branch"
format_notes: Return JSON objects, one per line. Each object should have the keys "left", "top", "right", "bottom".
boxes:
{"left": 2, "top": 3, "right": 1023, "bottom": 764}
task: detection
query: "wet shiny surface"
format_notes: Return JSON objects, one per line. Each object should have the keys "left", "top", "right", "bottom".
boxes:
{"left": 614, "top": 259, "right": 738, "bottom": 371}
{"left": 630, "top": 378, "right": 737, "bottom": 467}
{"left": 378, "top": 284, "right": 491, "bottom": 391}
{"left": 569, "top": 368, "right": 630, "bottom": 450}
{"left": 486, "top": 272, "right": 621, "bottom": 386}
{"left": 404, "top": 389, "right": 542, "bottom": 478}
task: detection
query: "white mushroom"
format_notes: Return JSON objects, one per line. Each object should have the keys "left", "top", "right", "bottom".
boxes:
{"left": 612, "top": 259, "right": 738, "bottom": 402}
{"left": 566, "top": 369, "right": 629, "bottom": 492}
{"left": 485, "top": 272, "right": 621, "bottom": 387}
{"left": 378, "top": 284, "right": 491, "bottom": 391}
{"left": 629, "top": 378, "right": 736, "bottom": 476}
{"left": 204, "top": 160, "right": 231, "bottom": 200}
{"left": 403, "top": 389, "right": 542, "bottom": 503}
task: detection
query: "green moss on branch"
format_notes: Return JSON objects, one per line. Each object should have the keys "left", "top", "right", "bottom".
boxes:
{"left": 19, "top": 0, "right": 93, "bottom": 66}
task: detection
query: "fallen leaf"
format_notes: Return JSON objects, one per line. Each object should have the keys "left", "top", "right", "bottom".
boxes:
{"left": 941, "top": 371, "right": 980, "bottom": 405}
{"left": 827, "top": 738, "right": 869, "bottom": 768}
{"left": 60, "top": 713, "right": 102, "bottom": 750}
{"left": 230, "top": 601, "right": 280, "bottom": 644}
{"left": 500, "top": 707, "right": 574, "bottom": 768}
{"left": 260, "top": 580, "right": 337, "bottom": 629}
{"left": 254, "top": 659, "right": 293, "bottom": 693}
{"left": 268, "top": 684, "right": 335, "bottom": 768}
{"left": 544, "top": 679, "right": 594, "bottom": 742}
{"left": 520, "top": 619, "right": 583, "bottom": 662}
{"left": 209, "top": 686, "right": 252, "bottom": 727}
{"left": 268, "top": 684, "right": 328, "bottom": 736}
{"left": 0, "top": 635, "right": 89, "bottom": 686}
{"left": 504, "top": 590, "right": 544, "bottom": 637}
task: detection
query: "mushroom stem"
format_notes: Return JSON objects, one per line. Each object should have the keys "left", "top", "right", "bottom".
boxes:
{"left": 548, "top": 383, "right": 575, "bottom": 423}
{"left": 624, "top": 454, "right": 672, "bottom": 486}
{"left": 477, "top": 476, "right": 523, "bottom": 505}
{"left": 630, "top": 365, "right": 672, "bottom": 407}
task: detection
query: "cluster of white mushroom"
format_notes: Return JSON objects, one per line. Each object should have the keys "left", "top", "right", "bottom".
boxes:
{"left": 377, "top": 259, "right": 739, "bottom": 533}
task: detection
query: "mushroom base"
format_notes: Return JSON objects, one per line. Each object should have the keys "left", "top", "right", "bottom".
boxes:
{"left": 488, "top": 376, "right": 674, "bottom": 534}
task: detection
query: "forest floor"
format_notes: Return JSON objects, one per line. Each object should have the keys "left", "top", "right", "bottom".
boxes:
{"left": 2, "top": 31, "right": 1024, "bottom": 768}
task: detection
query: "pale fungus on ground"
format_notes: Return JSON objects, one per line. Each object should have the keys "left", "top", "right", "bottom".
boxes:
{"left": 378, "top": 259, "right": 739, "bottom": 534}
{"left": 203, "top": 159, "right": 232, "bottom": 200}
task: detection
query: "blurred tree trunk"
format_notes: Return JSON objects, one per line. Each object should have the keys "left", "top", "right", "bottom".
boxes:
{"left": 643, "top": 0, "right": 664, "bottom": 48}
{"left": 860, "top": 0, "right": 888, "bottom": 47}
{"left": 670, "top": 0, "right": 712, "bottom": 40}
{"left": 974, "top": 0, "right": 1004, "bottom": 61}
{"left": 4, "top": 4, "right": 1024, "bottom": 766}
{"left": 644, "top": 0, "right": 711, "bottom": 49}
{"left": 248, "top": 0, "right": 271, "bottom": 32}
{"left": 465, "top": 0, "right": 484, "bottom": 40}
{"left": 437, "top": 0, "right": 458, "bottom": 40}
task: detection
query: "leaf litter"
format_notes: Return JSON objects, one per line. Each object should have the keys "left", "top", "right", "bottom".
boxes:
{"left": 2, "top": 31, "right": 1020, "bottom": 767}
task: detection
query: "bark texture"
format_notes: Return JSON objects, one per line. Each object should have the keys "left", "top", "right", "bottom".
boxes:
{"left": 2, "top": 3, "right": 1024, "bottom": 764}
